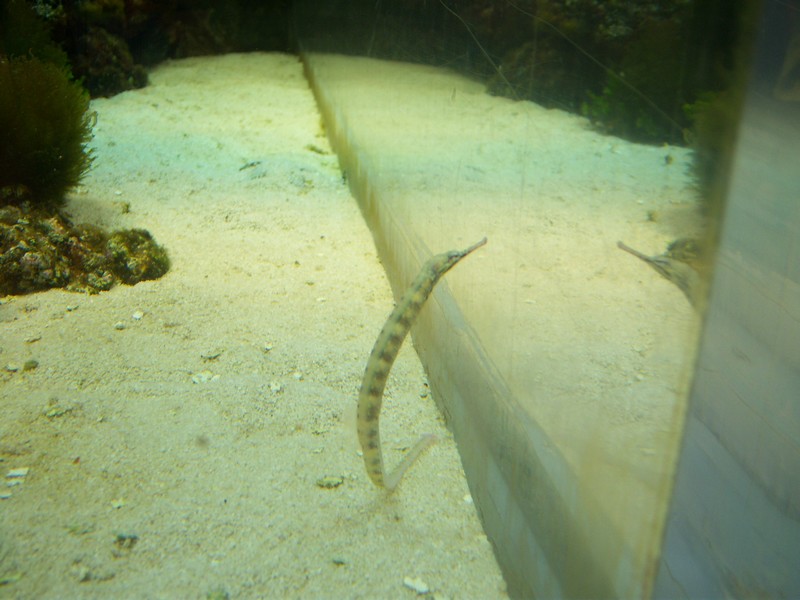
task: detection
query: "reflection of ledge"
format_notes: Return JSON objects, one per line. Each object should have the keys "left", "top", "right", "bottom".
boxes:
{"left": 694, "top": 250, "right": 800, "bottom": 517}
{"left": 655, "top": 82, "right": 800, "bottom": 598}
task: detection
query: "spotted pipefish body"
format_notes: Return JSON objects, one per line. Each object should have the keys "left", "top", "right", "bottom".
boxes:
{"left": 357, "top": 237, "right": 487, "bottom": 490}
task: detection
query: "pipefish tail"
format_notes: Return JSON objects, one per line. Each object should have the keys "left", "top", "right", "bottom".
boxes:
{"left": 357, "top": 237, "right": 487, "bottom": 491}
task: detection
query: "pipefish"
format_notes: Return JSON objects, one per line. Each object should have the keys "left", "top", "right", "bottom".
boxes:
{"left": 617, "top": 240, "right": 702, "bottom": 307}
{"left": 357, "top": 237, "right": 487, "bottom": 491}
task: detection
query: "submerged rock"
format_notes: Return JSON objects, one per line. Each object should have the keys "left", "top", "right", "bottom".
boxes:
{"left": 0, "top": 203, "right": 169, "bottom": 295}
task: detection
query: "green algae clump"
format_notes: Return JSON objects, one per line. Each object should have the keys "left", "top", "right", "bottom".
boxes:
{"left": 0, "top": 55, "right": 94, "bottom": 208}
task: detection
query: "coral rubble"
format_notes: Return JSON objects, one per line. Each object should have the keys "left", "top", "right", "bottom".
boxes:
{"left": 0, "top": 203, "right": 169, "bottom": 295}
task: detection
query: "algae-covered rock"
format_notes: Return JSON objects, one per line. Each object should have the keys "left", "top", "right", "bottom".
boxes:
{"left": 0, "top": 205, "right": 169, "bottom": 295}
{"left": 71, "top": 25, "right": 148, "bottom": 98}
{"left": 106, "top": 229, "right": 171, "bottom": 285}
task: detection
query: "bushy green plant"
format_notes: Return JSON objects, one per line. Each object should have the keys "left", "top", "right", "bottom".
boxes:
{"left": 682, "top": 88, "right": 744, "bottom": 218}
{"left": 581, "top": 78, "right": 671, "bottom": 143}
{"left": 581, "top": 18, "right": 690, "bottom": 144}
{"left": 0, "top": 55, "right": 94, "bottom": 207}
{"left": 0, "top": 0, "right": 69, "bottom": 69}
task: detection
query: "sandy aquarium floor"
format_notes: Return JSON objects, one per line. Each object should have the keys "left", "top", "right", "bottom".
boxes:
{"left": 0, "top": 53, "right": 507, "bottom": 599}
